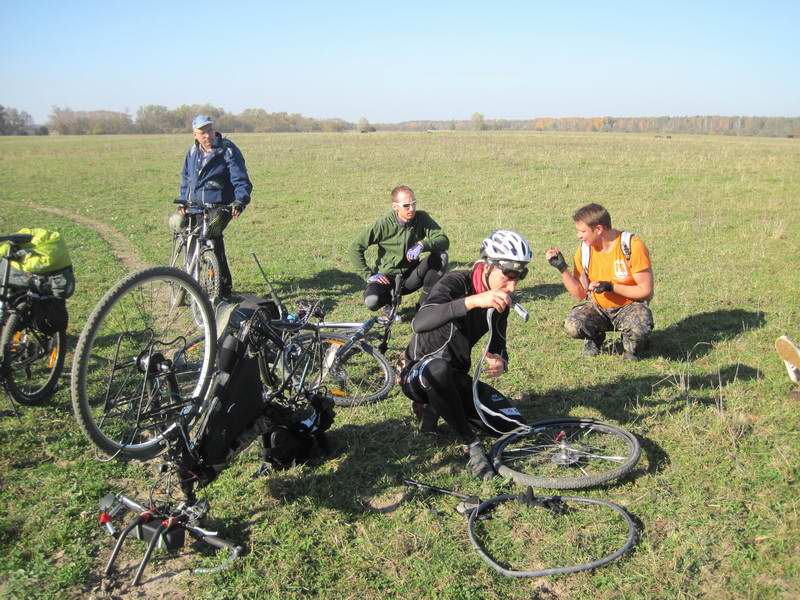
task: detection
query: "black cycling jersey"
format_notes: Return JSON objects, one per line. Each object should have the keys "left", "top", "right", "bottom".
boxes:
{"left": 404, "top": 271, "right": 509, "bottom": 373}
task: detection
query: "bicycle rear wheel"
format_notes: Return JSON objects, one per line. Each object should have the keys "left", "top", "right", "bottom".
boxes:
{"left": 490, "top": 418, "right": 641, "bottom": 489}
{"left": 304, "top": 333, "right": 393, "bottom": 406}
{"left": 1, "top": 313, "right": 65, "bottom": 405}
{"left": 71, "top": 267, "right": 217, "bottom": 460}
{"left": 468, "top": 492, "right": 638, "bottom": 577}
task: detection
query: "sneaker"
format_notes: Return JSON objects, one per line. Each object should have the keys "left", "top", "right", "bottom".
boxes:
{"left": 465, "top": 442, "right": 495, "bottom": 481}
{"left": 582, "top": 338, "right": 602, "bottom": 357}
{"left": 775, "top": 335, "right": 800, "bottom": 384}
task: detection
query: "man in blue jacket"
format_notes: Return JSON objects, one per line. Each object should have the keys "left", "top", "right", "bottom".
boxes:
{"left": 170, "top": 114, "right": 253, "bottom": 299}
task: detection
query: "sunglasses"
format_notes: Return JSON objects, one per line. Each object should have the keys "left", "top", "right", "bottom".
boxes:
{"left": 394, "top": 202, "right": 417, "bottom": 209}
{"left": 500, "top": 266, "right": 528, "bottom": 281}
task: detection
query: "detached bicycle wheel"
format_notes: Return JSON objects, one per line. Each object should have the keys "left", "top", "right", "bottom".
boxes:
{"left": 468, "top": 491, "right": 638, "bottom": 577}
{"left": 1, "top": 313, "right": 65, "bottom": 405}
{"left": 491, "top": 418, "right": 641, "bottom": 489}
{"left": 310, "top": 333, "right": 393, "bottom": 406}
{"left": 71, "top": 267, "right": 217, "bottom": 460}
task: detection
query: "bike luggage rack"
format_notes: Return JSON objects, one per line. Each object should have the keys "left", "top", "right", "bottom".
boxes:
{"left": 98, "top": 492, "right": 243, "bottom": 587}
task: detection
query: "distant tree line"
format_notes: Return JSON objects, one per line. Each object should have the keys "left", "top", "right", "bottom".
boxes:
{"left": 46, "top": 104, "right": 354, "bottom": 135}
{"left": 0, "top": 105, "right": 48, "bottom": 135}
{"left": 377, "top": 115, "right": 800, "bottom": 137}
{"left": 3, "top": 102, "right": 798, "bottom": 137}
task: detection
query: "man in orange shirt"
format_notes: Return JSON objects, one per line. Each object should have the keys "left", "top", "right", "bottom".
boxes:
{"left": 545, "top": 203, "right": 654, "bottom": 360}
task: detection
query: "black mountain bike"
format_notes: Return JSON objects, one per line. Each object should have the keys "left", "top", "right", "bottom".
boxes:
{"left": 71, "top": 265, "right": 339, "bottom": 582}
{"left": 252, "top": 255, "right": 395, "bottom": 407}
{"left": 0, "top": 233, "right": 67, "bottom": 409}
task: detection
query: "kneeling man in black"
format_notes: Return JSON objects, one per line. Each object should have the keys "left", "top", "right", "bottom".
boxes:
{"left": 400, "top": 230, "right": 531, "bottom": 480}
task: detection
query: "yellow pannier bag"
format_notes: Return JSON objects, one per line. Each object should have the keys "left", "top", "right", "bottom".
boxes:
{"left": 0, "top": 228, "right": 72, "bottom": 274}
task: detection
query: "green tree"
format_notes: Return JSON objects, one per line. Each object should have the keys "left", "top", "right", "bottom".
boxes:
{"left": 471, "top": 112, "right": 485, "bottom": 131}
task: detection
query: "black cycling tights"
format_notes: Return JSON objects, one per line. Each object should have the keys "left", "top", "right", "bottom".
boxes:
{"left": 402, "top": 357, "right": 524, "bottom": 444}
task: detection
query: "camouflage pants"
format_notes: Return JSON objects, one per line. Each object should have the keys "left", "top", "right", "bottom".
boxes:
{"left": 564, "top": 301, "right": 653, "bottom": 354}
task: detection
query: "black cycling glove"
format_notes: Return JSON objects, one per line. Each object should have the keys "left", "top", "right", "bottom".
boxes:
{"left": 593, "top": 281, "right": 613, "bottom": 293}
{"left": 547, "top": 251, "right": 568, "bottom": 273}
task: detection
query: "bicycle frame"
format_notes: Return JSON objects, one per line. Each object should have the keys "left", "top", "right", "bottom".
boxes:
{"left": 316, "top": 275, "right": 404, "bottom": 355}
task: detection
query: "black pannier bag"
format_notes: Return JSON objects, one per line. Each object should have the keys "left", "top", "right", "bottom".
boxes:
{"left": 192, "top": 295, "right": 335, "bottom": 484}
{"left": 31, "top": 297, "right": 69, "bottom": 335}
{"left": 3, "top": 262, "right": 76, "bottom": 300}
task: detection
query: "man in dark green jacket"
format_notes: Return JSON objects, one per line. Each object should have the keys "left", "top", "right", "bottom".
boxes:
{"left": 349, "top": 185, "right": 449, "bottom": 316}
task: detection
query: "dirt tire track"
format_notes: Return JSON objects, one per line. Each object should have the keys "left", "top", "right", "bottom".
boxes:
{"left": 36, "top": 205, "right": 148, "bottom": 272}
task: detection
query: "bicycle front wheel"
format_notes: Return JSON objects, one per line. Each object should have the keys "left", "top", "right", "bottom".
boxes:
{"left": 312, "top": 333, "right": 393, "bottom": 406}
{"left": 490, "top": 418, "right": 641, "bottom": 489}
{"left": 198, "top": 250, "right": 221, "bottom": 302}
{"left": 1, "top": 313, "right": 65, "bottom": 405}
{"left": 168, "top": 235, "right": 188, "bottom": 306}
{"left": 71, "top": 266, "right": 217, "bottom": 460}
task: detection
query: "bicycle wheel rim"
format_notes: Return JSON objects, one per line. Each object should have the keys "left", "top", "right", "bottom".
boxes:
{"left": 316, "top": 333, "right": 393, "bottom": 406}
{"left": 491, "top": 419, "right": 641, "bottom": 489}
{"left": 71, "top": 267, "right": 216, "bottom": 459}
{"left": 467, "top": 493, "right": 638, "bottom": 578}
{"left": 2, "top": 314, "right": 63, "bottom": 404}
{"left": 169, "top": 237, "right": 187, "bottom": 305}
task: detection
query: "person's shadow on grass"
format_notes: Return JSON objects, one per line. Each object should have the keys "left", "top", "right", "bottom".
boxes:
{"left": 518, "top": 362, "right": 760, "bottom": 477}
{"left": 649, "top": 309, "right": 766, "bottom": 360}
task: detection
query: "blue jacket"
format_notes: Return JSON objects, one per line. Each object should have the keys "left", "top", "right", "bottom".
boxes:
{"left": 179, "top": 133, "right": 253, "bottom": 210}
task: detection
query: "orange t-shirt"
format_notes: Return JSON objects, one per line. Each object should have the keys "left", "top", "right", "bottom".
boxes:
{"left": 572, "top": 234, "right": 651, "bottom": 310}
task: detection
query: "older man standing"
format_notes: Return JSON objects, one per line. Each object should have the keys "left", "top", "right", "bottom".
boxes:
{"left": 170, "top": 114, "right": 252, "bottom": 300}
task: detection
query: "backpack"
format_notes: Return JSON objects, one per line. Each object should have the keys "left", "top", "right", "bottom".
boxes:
{"left": 580, "top": 231, "right": 634, "bottom": 272}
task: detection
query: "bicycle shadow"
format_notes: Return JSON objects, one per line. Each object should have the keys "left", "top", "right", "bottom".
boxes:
{"left": 238, "top": 269, "right": 365, "bottom": 312}
{"left": 285, "top": 269, "right": 364, "bottom": 296}
{"left": 260, "top": 417, "right": 465, "bottom": 517}
{"left": 648, "top": 309, "right": 765, "bottom": 361}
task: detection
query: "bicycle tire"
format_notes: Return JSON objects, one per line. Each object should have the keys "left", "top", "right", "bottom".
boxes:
{"left": 71, "top": 266, "right": 217, "bottom": 460}
{"left": 1, "top": 313, "right": 65, "bottom": 405}
{"left": 168, "top": 236, "right": 188, "bottom": 307}
{"left": 490, "top": 418, "right": 641, "bottom": 489}
{"left": 467, "top": 492, "right": 638, "bottom": 577}
{"left": 300, "top": 332, "right": 393, "bottom": 406}
{"left": 198, "top": 250, "right": 221, "bottom": 303}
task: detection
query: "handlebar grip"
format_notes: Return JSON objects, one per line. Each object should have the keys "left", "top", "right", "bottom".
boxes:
{"left": 193, "top": 535, "right": 243, "bottom": 574}
{"left": 204, "top": 535, "right": 239, "bottom": 551}
{"left": 511, "top": 299, "right": 529, "bottom": 322}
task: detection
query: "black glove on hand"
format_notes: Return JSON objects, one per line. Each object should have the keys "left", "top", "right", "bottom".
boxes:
{"left": 466, "top": 441, "right": 495, "bottom": 481}
{"left": 547, "top": 252, "right": 568, "bottom": 273}
{"left": 593, "top": 281, "right": 613, "bottom": 293}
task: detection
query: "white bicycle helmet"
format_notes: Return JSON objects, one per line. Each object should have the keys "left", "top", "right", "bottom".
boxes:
{"left": 480, "top": 230, "right": 532, "bottom": 270}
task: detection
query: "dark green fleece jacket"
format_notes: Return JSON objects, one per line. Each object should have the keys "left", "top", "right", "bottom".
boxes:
{"left": 349, "top": 210, "right": 449, "bottom": 281}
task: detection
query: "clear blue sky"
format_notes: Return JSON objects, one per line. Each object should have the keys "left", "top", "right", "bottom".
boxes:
{"left": 2, "top": 0, "right": 798, "bottom": 124}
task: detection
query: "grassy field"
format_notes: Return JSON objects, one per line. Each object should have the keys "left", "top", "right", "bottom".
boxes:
{"left": 0, "top": 131, "right": 798, "bottom": 599}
